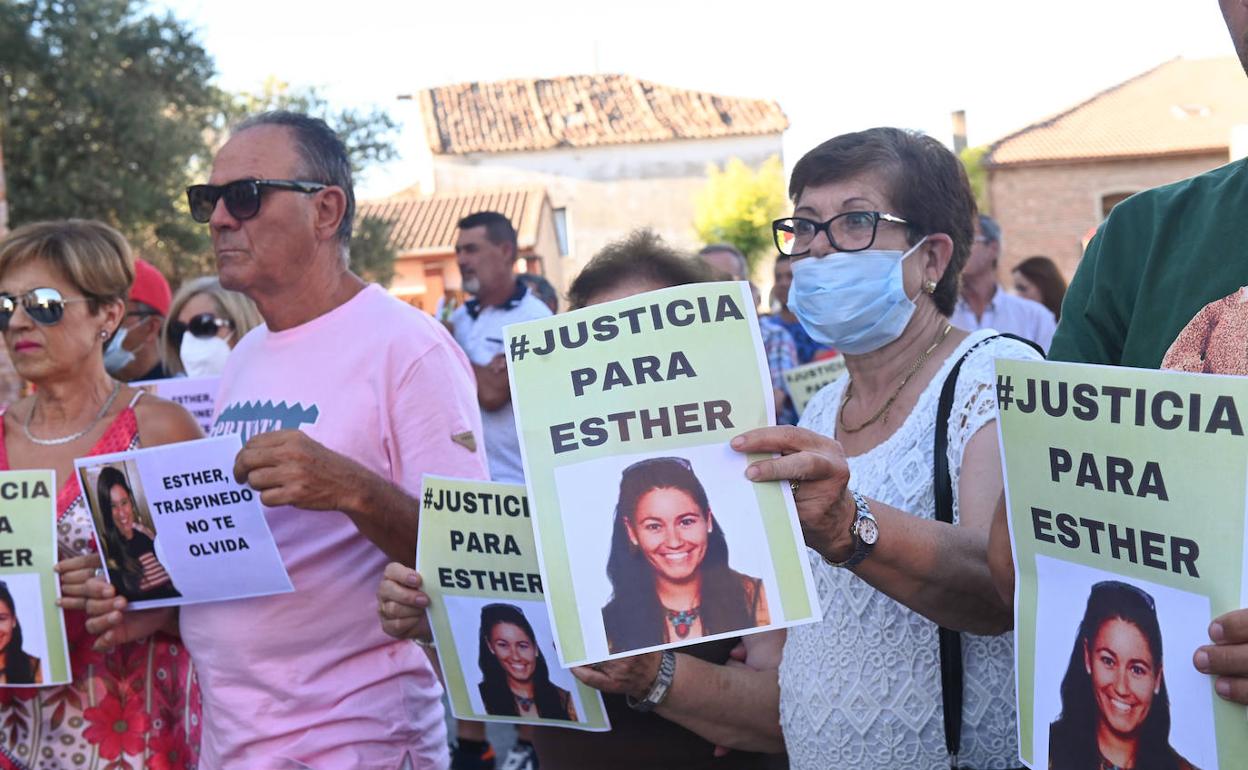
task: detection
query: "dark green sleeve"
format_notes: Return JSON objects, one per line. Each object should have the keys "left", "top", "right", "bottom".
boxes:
{"left": 1048, "top": 208, "right": 1143, "bottom": 365}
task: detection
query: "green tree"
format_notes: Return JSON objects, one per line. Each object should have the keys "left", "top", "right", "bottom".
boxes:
{"left": 350, "top": 214, "right": 397, "bottom": 287}
{"left": 960, "top": 144, "right": 990, "bottom": 214}
{"left": 693, "top": 155, "right": 787, "bottom": 276}
{"left": 0, "top": 0, "right": 223, "bottom": 279}
{"left": 224, "top": 76, "right": 399, "bottom": 177}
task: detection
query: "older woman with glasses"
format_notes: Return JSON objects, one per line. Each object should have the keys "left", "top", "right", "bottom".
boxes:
{"left": 725, "top": 127, "right": 1042, "bottom": 769}
{"left": 0, "top": 220, "right": 203, "bottom": 768}
{"left": 161, "top": 275, "right": 261, "bottom": 378}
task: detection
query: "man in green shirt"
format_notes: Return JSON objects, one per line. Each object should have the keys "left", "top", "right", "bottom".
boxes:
{"left": 989, "top": 0, "right": 1248, "bottom": 708}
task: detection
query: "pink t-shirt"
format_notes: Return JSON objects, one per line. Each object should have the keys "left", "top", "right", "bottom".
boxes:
{"left": 185, "top": 284, "right": 487, "bottom": 769}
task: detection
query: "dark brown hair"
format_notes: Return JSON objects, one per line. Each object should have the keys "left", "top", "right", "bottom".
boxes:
{"left": 567, "top": 229, "right": 712, "bottom": 310}
{"left": 787, "top": 127, "right": 976, "bottom": 316}
{"left": 1014, "top": 255, "right": 1068, "bottom": 321}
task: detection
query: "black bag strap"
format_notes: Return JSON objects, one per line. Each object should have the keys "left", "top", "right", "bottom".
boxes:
{"left": 934, "top": 332, "right": 1042, "bottom": 767}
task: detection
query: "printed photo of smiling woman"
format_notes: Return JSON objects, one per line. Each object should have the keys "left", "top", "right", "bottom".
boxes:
{"left": 1049, "top": 581, "right": 1200, "bottom": 770}
{"left": 478, "top": 602, "right": 578, "bottom": 721}
{"left": 601, "top": 456, "right": 770, "bottom": 654}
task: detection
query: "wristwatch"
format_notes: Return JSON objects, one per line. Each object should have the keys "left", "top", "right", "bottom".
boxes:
{"left": 626, "top": 650, "right": 677, "bottom": 712}
{"left": 824, "top": 490, "right": 877, "bottom": 569}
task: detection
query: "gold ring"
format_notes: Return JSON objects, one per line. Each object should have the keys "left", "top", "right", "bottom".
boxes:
{"left": 789, "top": 480, "right": 800, "bottom": 495}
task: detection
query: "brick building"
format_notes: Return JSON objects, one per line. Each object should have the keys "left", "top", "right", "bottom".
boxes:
{"left": 400, "top": 73, "right": 787, "bottom": 295}
{"left": 984, "top": 57, "right": 1248, "bottom": 279}
{"left": 357, "top": 186, "right": 559, "bottom": 315}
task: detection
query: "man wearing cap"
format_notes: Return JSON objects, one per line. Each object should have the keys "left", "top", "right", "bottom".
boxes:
{"left": 106, "top": 257, "right": 173, "bottom": 381}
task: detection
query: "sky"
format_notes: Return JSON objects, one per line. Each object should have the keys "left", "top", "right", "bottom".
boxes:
{"left": 163, "top": 0, "right": 1239, "bottom": 199}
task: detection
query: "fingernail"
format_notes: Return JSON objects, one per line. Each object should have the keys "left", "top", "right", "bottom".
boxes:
{"left": 1211, "top": 622, "right": 1226, "bottom": 642}
{"left": 54, "top": 599, "right": 62, "bottom": 607}
{"left": 746, "top": 466, "right": 759, "bottom": 480}
{"left": 1195, "top": 650, "right": 1210, "bottom": 671}
{"left": 1216, "top": 678, "right": 1231, "bottom": 697}
{"left": 113, "top": 599, "right": 125, "bottom": 610}
{"left": 730, "top": 436, "right": 744, "bottom": 449}
{"left": 404, "top": 574, "right": 421, "bottom": 588}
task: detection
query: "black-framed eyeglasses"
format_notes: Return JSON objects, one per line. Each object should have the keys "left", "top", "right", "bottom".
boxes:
{"left": 186, "top": 179, "right": 328, "bottom": 223}
{"left": 772, "top": 211, "right": 910, "bottom": 257}
{"left": 0, "top": 288, "right": 92, "bottom": 330}
{"left": 168, "top": 313, "right": 234, "bottom": 347}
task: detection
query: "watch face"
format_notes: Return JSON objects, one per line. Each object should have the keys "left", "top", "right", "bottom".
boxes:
{"left": 857, "top": 517, "right": 879, "bottom": 546}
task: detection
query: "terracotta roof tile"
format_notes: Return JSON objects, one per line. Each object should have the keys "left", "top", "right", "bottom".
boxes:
{"left": 986, "top": 57, "right": 1248, "bottom": 167}
{"left": 415, "top": 74, "right": 788, "bottom": 155}
{"left": 357, "top": 186, "right": 548, "bottom": 256}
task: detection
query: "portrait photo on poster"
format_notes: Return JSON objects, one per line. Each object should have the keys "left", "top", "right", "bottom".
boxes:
{"left": 78, "top": 461, "right": 181, "bottom": 604}
{"left": 1033, "top": 555, "right": 1217, "bottom": 770}
{"left": 555, "top": 443, "right": 779, "bottom": 662}
{"left": 444, "top": 595, "right": 586, "bottom": 724}
{"left": 0, "top": 573, "right": 48, "bottom": 686}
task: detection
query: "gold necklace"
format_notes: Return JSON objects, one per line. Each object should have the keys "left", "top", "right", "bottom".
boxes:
{"left": 839, "top": 324, "right": 952, "bottom": 434}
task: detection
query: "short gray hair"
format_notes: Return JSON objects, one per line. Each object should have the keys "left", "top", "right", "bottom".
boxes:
{"left": 697, "top": 243, "right": 748, "bottom": 279}
{"left": 977, "top": 214, "right": 1002, "bottom": 245}
{"left": 234, "top": 111, "right": 355, "bottom": 247}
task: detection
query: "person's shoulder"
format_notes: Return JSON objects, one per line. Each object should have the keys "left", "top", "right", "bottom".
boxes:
{"left": 511, "top": 289, "right": 553, "bottom": 322}
{"left": 1171, "top": 748, "right": 1200, "bottom": 770}
{"left": 133, "top": 390, "right": 203, "bottom": 445}
{"left": 736, "top": 570, "right": 764, "bottom": 598}
{"left": 1116, "top": 158, "right": 1246, "bottom": 217}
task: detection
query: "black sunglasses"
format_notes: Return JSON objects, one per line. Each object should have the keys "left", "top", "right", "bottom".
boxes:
{"left": 0, "top": 288, "right": 92, "bottom": 330}
{"left": 168, "top": 313, "right": 234, "bottom": 347}
{"left": 186, "top": 179, "right": 327, "bottom": 223}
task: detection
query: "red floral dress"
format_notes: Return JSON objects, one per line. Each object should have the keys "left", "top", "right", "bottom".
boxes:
{"left": 0, "top": 395, "right": 201, "bottom": 770}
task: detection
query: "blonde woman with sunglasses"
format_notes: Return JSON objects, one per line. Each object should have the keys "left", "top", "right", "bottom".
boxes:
{"left": 161, "top": 275, "right": 261, "bottom": 377}
{"left": 0, "top": 220, "right": 204, "bottom": 769}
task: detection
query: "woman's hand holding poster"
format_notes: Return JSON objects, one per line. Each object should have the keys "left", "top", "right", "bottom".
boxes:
{"left": 997, "top": 358, "right": 1246, "bottom": 770}
{"left": 505, "top": 281, "right": 820, "bottom": 667}
{"left": 0, "top": 470, "right": 69, "bottom": 686}
{"left": 416, "top": 475, "right": 609, "bottom": 730}
{"left": 74, "top": 435, "right": 292, "bottom": 610}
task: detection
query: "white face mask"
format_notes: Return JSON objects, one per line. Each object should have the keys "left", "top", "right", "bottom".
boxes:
{"left": 180, "top": 334, "right": 232, "bottom": 378}
{"left": 103, "top": 326, "right": 134, "bottom": 375}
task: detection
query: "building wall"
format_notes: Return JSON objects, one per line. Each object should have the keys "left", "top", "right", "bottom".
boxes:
{"left": 430, "top": 134, "right": 784, "bottom": 293}
{"left": 388, "top": 199, "right": 561, "bottom": 316}
{"left": 986, "top": 152, "right": 1228, "bottom": 280}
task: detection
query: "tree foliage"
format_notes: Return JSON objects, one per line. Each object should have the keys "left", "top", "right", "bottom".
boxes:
{"left": 0, "top": 1, "right": 400, "bottom": 283}
{"left": 0, "top": 0, "right": 223, "bottom": 278}
{"left": 693, "top": 155, "right": 787, "bottom": 277}
{"left": 350, "top": 214, "right": 397, "bottom": 288}
{"left": 960, "top": 144, "right": 990, "bottom": 214}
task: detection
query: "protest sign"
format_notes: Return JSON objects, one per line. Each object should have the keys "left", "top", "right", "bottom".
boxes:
{"left": 506, "top": 281, "right": 820, "bottom": 667}
{"left": 75, "top": 435, "right": 292, "bottom": 610}
{"left": 0, "top": 471, "right": 70, "bottom": 686}
{"left": 782, "top": 355, "right": 847, "bottom": 417}
{"left": 133, "top": 376, "right": 220, "bottom": 435}
{"left": 416, "top": 475, "right": 609, "bottom": 730}
{"left": 997, "top": 358, "right": 1247, "bottom": 769}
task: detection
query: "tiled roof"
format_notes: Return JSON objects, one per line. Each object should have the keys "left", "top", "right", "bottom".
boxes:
{"left": 357, "top": 186, "right": 548, "bottom": 256}
{"left": 415, "top": 73, "right": 788, "bottom": 155}
{"left": 986, "top": 57, "right": 1248, "bottom": 167}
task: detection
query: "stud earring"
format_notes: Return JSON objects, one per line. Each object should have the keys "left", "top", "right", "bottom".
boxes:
{"left": 923, "top": 279, "right": 938, "bottom": 295}
{"left": 99, "top": 329, "right": 108, "bottom": 339}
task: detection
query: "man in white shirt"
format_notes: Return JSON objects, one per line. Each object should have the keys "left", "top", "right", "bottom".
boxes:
{"left": 951, "top": 214, "right": 1057, "bottom": 351}
{"left": 448, "top": 211, "right": 551, "bottom": 770}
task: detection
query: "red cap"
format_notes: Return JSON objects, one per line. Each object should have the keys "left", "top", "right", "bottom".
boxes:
{"left": 129, "top": 258, "right": 172, "bottom": 316}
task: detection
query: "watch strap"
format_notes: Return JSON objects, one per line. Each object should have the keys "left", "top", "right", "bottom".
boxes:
{"left": 626, "top": 650, "right": 677, "bottom": 712}
{"left": 823, "top": 490, "right": 875, "bottom": 569}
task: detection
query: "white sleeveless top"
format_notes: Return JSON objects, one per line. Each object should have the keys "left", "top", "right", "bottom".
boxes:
{"left": 779, "top": 329, "right": 1038, "bottom": 770}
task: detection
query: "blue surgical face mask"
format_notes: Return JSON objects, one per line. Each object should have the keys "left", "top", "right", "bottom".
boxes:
{"left": 103, "top": 326, "right": 134, "bottom": 375}
{"left": 787, "top": 237, "right": 928, "bottom": 355}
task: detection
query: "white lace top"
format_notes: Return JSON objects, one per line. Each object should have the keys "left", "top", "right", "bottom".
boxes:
{"left": 779, "top": 329, "right": 1040, "bottom": 770}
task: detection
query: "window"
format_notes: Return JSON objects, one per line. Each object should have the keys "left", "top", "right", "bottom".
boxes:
{"left": 553, "top": 207, "right": 570, "bottom": 257}
{"left": 1101, "top": 192, "right": 1135, "bottom": 219}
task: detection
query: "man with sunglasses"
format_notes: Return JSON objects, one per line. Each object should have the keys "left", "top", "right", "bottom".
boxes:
{"left": 105, "top": 257, "right": 173, "bottom": 381}
{"left": 85, "top": 111, "right": 487, "bottom": 769}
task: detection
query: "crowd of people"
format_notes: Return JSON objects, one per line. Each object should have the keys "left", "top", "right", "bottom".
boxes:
{"left": 0, "top": 5, "right": 1247, "bottom": 769}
